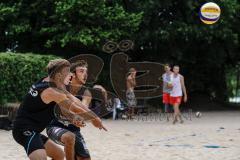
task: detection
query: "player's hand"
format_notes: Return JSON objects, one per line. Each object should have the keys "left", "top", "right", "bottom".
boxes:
{"left": 167, "top": 83, "right": 173, "bottom": 89}
{"left": 91, "top": 118, "right": 107, "bottom": 131}
{"left": 72, "top": 117, "right": 86, "bottom": 128}
{"left": 184, "top": 96, "right": 187, "bottom": 103}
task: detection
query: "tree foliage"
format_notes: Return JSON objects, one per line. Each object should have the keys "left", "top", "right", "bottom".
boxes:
{"left": 127, "top": 0, "right": 240, "bottom": 101}
{"left": 0, "top": 0, "right": 240, "bottom": 103}
{"left": 0, "top": 0, "right": 143, "bottom": 52}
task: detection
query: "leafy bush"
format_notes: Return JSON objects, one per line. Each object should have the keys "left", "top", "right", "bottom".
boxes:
{"left": 0, "top": 52, "right": 59, "bottom": 104}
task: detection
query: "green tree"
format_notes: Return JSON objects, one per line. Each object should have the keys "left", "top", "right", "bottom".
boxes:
{"left": 0, "top": 0, "right": 143, "bottom": 53}
{"left": 1, "top": 0, "right": 240, "bottom": 104}
{"left": 125, "top": 0, "right": 240, "bottom": 102}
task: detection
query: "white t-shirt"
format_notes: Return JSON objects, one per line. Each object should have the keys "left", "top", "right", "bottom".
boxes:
{"left": 162, "top": 72, "right": 173, "bottom": 93}
{"left": 170, "top": 74, "right": 183, "bottom": 97}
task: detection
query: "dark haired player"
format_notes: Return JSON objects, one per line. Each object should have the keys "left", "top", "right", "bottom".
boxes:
{"left": 126, "top": 68, "right": 137, "bottom": 119}
{"left": 170, "top": 65, "right": 187, "bottom": 124}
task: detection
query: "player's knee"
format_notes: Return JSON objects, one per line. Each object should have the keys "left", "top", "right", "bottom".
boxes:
{"left": 29, "top": 149, "right": 47, "bottom": 160}
{"left": 61, "top": 132, "right": 76, "bottom": 145}
{"left": 53, "top": 148, "right": 65, "bottom": 160}
{"left": 49, "top": 152, "right": 64, "bottom": 160}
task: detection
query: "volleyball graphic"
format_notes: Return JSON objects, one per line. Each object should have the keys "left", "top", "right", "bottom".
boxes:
{"left": 196, "top": 112, "right": 202, "bottom": 118}
{"left": 199, "top": 2, "right": 221, "bottom": 24}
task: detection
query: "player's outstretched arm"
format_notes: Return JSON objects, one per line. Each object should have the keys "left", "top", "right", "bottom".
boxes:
{"left": 41, "top": 88, "right": 107, "bottom": 130}
{"left": 42, "top": 88, "right": 95, "bottom": 117}
{"left": 68, "top": 93, "right": 107, "bottom": 131}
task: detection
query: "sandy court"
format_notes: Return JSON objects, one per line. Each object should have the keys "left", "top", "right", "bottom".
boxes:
{"left": 0, "top": 111, "right": 240, "bottom": 160}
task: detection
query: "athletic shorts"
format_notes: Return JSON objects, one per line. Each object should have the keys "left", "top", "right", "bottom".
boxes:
{"left": 46, "top": 126, "right": 90, "bottom": 158}
{"left": 12, "top": 128, "right": 48, "bottom": 156}
{"left": 170, "top": 96, "right": 182, "bottom": 105}
{"left": 162, "top": 93, "right": 171, "bottom": 104}
{"left": 126, "top": 90, "right": 137, "bottom": 107}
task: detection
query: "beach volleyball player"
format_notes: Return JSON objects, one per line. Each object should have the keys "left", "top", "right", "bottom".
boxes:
{"left": 126, "top": 68, "right": 137, "bottom": 119}
{"left": 12, "top": 59, "right": 105, "bottom": 160}
{"left": 170, "top": 65, "right": 187, "bottom": 124}
{"left": 162, "top": 64, "right": 173, "bottom": 121}
{"left": 47, "top": 60, "right": 107, "bottom": 160}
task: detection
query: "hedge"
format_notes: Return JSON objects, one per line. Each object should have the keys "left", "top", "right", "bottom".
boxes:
{"left": 0, "top": 52, "right": 59, "bottom": 104}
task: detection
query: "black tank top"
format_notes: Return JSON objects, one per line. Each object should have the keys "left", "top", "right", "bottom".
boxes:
{"left": 75, "top": 86, "right": 88, "bottom": 100}
{"left": 13, "top": 78, "right": 56, "bottom": 132}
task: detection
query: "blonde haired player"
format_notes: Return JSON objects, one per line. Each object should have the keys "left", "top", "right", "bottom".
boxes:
{"left": 162, "top": 64, "right": 173, "bottom": 121}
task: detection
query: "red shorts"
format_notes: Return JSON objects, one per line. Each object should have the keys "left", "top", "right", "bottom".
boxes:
{"left": 170, "top": 96, "right": 182, "bottom": 105}
{"left": 162, "top": 93, "right": 171, "bottom": 104}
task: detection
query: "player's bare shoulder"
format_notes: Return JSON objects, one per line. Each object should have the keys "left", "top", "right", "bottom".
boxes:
{"left": 127, "top": 75, "right": 133, "bottom": 81}
{"left": 179, "top": 74, "right": 184, "bottom": 79}
{"left": 41, "top": 87, "right": 67, "bottom": 104}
